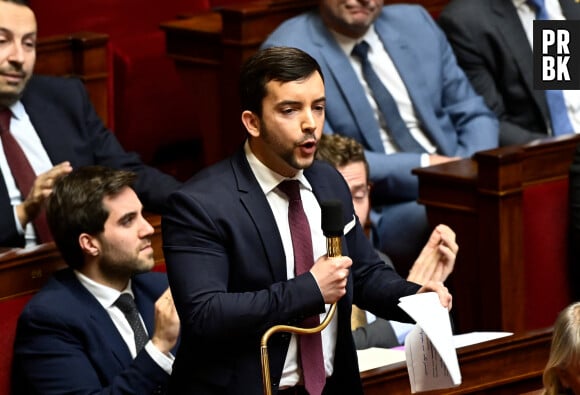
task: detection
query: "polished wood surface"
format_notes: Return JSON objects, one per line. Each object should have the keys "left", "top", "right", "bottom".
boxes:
{"left": 162, "top": 0, "right": 450, "bottom": 166}
{"left": 34, "top": 32, "right": 110, "bottom": 127}
{"left": 414, "top": 134, "right": 580, "bottom": 334}
{"left": 361, "top": 328, "right": 551, "bottom": 395}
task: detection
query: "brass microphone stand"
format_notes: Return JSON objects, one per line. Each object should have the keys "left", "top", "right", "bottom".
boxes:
{"left": 260, "top": 235, "right": 342, "bottom": 395}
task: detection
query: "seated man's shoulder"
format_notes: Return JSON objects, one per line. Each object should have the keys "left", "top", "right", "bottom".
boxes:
{"left": 23, "top": 75, "right": 85, "bottom": 104}
{"left": 441, "top": 0, "right": 487, "bottom": 16}
{"left": 19, "top": 269, "right": 79, "bottom": 319}
{"left": 381, "top": 3, "right": 430, "bottom": 18}
{"left": 27, "top": 74, "right": 80, "bottom": 90}
{"left": 379, "top": 4, "right": 439, "bottom": 31}
{"left": 262, "top": 9, "right": 320, "bottom": 48}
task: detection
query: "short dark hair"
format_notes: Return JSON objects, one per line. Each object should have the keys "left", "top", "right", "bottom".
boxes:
{"left": 239, "top": 46, "right": 324, "bottom": 117}
{"left": 316, "top": 133, "right": 369, "bottom": 183}
{"left": 46, "top": 166, "right": 137, "bottom": 269}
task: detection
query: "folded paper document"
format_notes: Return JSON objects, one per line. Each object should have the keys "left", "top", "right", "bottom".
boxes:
{"left": 399, "top": 292, "right": 461, "bottom": 393}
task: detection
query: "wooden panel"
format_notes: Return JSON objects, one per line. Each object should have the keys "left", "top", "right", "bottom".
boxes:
{"left": 34, "top": 32, "right": 110, "bottom": 126}
{"left": 413, "top": 134, "right": 580, "bottom": 333}
{"left": 361, "top": 328, "right": 552, "bottom": 395}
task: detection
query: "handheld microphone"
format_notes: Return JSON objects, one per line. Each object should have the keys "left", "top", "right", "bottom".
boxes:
{"left": 321, "top": 200, "right": 343, "bottom": 258}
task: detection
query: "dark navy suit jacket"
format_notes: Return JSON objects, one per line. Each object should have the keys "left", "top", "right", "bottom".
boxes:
{"left": 12, "top": 269, "right": 170, "bottom": 394}
{"left": 0, "top": 75, "right": 182, "bottom": 247}
{"left": 162, "top": 148, "right": 420, "bottom": 394}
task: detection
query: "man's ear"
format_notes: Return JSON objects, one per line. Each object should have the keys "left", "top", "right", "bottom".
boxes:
{"left": 241, "top": 110, "right": 260, "bottom": 137}
{"left": 79, "top": 233, "right": 100, "bottom": 257}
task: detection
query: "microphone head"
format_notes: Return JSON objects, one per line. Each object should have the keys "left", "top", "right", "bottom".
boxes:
{"left": 321, "top": 200, "right": 344, "bottom": 237}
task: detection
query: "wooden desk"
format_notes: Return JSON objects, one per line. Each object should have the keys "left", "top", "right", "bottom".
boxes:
{"left": 361, "top": 328, "right": 551, "bottom": 395}
{"left": 413, "top": 135, "right": 580, "bottom": 333}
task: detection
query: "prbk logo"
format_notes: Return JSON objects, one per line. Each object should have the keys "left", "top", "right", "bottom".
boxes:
{"left": 533, "top": 20, "right": 580, "bottom": 90}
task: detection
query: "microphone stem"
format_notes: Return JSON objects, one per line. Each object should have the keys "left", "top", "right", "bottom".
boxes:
{"left": 326, "top": 237, "right": 342, "bottom": 258}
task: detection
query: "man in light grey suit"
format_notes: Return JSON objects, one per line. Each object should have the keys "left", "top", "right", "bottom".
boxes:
{"left": 261, "top": 0, "right": 498, "bottom": 274}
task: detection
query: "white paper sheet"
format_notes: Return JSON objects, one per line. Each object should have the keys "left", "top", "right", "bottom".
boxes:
{"left": 399, "top": 292, "right": 461, "bottom": 393}
{"left": 452, "top": 331, "right": 512, "bottom": 348}
{"left": 357, "top": 347, "right": 406, "bottom": 372}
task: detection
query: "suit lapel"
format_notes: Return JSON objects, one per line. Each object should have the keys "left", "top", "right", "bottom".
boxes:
{"left": 231, "top": 150, "right": 288, "bottom": 283}
{"left": 491, "top": 0, "right": 549, "bottom": 119}
{"left": 373, "top": 20, "right": 446, "bottom": 149}
{"left": 310, "top": 16, "right": 385, "bottom": 152}
{"left": 20, "top": 78, "right": 74, "bottom": 165}
{"left": 59, "top": 269, "right": 133, "bottom": 367}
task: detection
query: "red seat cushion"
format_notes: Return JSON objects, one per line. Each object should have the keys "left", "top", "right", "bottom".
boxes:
{"left": 0, "top": 294, "right": 33, "bottom": 394}
{"left": 523, "top": 179, "right": 571, "bottom": 329}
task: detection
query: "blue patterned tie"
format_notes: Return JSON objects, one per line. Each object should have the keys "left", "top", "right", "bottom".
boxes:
{"left": 352, "top": 41, "right": 425, "bottom": 152}
{"left": 278, "top": 180, "right": 325, "bottom": 395}
{"left": 528, "top": 0, "right": 574, "bottom": 136}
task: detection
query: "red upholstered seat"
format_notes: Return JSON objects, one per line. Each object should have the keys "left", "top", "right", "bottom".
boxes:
{"left": 0, "top": 294, "right": 33, "bottom": 394}
{"left": 152, "top": 262, "right": 167, "bottom": 273}
{"left": 523, "top": 179, "right": 571, "bottom": 329}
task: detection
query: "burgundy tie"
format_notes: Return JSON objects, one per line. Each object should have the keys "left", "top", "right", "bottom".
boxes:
{"left": 278, "top": 180, "right": 325, "bottom": 395}
{"left": 0, "top": 108, "right": 53, "bottom": 244}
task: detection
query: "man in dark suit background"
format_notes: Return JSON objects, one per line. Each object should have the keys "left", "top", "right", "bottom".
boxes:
{"left": 12, "top": 165, "right": 180, "bottom": 394}
{"left": 162, "top": 46, "right": 453, "bottom": 395}
{"left": 439, "top": 0, "right": 580, "bottom": 146}
{"left": 0, "top": 0, "right": 182, "bottom": 248}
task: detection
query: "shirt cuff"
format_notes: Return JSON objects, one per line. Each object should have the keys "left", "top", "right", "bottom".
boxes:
{"left": 420, "top": 153, "right": 430, "bottom": 168}
{"left": 12, "top": 206, "right": 24, "bottom": 235}
{"left": 145, "top": 341, "right": 175, "bottom": 375}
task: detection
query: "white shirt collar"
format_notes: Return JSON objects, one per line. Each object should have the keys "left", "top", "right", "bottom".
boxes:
{"left": 243, "top": 140, "right": 312, "bottom": 195}
{"left": 329, "top": 26, "right": 380, "bottom": 58}
{"left": 74, "top": 270, "right": 133, "bottom": 309}
{"left": 8, "top": 101, "right": 26, "bottom": 121}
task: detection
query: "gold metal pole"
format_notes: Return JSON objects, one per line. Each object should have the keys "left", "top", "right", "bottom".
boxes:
{"left": 260, "top": 303, "right": 337, "bottom": 395}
